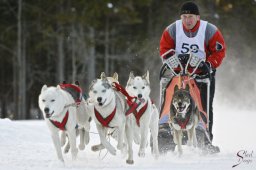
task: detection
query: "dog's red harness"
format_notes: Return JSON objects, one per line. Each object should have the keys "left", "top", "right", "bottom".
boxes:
{"left": 59, "top": 83, "right": 82, "bottom": 103}
{"left": 175, "top": 115, "right": 190, "bottom": 129}
{"left": 128, "top": 101, "right": 148, "bottom": 127}
{"left": 50, "top": 111, "right": 69, "bottom": 131}
{"left": 112, "top": 82, "right": 135, "bottom": 104}
{"left": 112, "top": 82, "right": 149, "bottom": 126}
{"left": 94, "top": 107, "right": 116, "bottom": 128}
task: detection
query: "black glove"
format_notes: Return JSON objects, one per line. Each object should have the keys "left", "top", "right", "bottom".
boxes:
{"left": 163, "top": 51, "right": 175, "bottom": 59}
{"left": 198, "top": 62, "right": 211, "bottom": 74}
{"left": 178, "top": 54, "right": 189, "bottom": 65}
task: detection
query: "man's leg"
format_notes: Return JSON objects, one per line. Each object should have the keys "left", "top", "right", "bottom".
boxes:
{"left": 195, "top": 74, "right": 220, "bottom": 154}
{"left": 196, "top": 75, "right": 215, "bottom": 141}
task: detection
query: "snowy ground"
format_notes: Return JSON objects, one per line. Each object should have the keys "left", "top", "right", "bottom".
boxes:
{"left": 0, "top": 105, "right": 255, "bottom": 170}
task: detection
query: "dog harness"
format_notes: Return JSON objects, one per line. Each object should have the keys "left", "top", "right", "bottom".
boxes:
{"left": 129, "top": 101, "right": 148, "bottom": 127}
{"left": 49, "top": 111, "right": 69, "bottom": 131}
{"left": 111, "top": 82, "right": 135, "bottom": 104}
{"left": 94, "top": 107, "right": 116, "bottom": 128}
{"left": 111, "top": 82, "right": 150, "bottom": 127}
{"left": 174, "top": 114, "right": 191, "bottom": 129}
{"left": 59, "top": 83, "right": 83, "bottom": 103}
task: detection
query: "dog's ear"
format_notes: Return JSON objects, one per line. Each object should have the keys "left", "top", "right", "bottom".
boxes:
{"left": 41, "top": 85, "right": 48, "bottom": 93}
{"left": 127, "top": 71, "right": 134, "bottom": 86}
{"left": 75, "top": 80, "right": 80, "bottom": 86}
{"left": 129, "top": 71, "right": 135, "bottom": 79}
{"left": 56, "top": 85, "right": 61, "bottom": 90}
{"left": 113, "top": 72, "right": 118, "bottom": 81}
{"left": 100, "top": 72, "right": 106, "bottom": 80}
{"left": 174, "top": 85, "right": 179, "bottom": 92}
{"left": 185, "top": 84, "right": 189, "bottom": 91}
{"left": 89, "top": 80, "right": 97, "bottom": 90}
{"left": 142, "top": 70, "right": 150, "bottom": 84}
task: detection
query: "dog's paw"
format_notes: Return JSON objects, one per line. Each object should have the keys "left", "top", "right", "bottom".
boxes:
{"left": 63, "top": 143, "right": 70, "bottom": 154}
{"left": 138, "top": 150, "right": 145, "bottom": 157}
{"left": 91, "top": 144, "right": 105, "bottom": 152}
{"left": 178, "top": 150, "right": 183, "bottom": 157}
{"left": 71, "top": 148, "right": 78, "bottom": 160}
{"left": 126, "top": 159, "right": 134, "bottom": 165}
{"left": 79, "top": 143, "right": 85, "bottom": 150}
{"left": 152, "top": 148, "right": 160, "bottom": 160}
{"left": 117, "top": 143, "right": 125, "bottom": 150}
{"left": 120, "top": 146, "right": 127, "bottom": 158}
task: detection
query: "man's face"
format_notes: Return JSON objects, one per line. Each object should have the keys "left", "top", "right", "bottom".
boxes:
{"left": 181, "top": 14, "right": 200, "bottom": 30}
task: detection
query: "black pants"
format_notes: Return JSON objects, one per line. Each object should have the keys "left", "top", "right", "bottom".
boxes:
{"left": 195, "top": 72, "right": 215, "bottom": 141}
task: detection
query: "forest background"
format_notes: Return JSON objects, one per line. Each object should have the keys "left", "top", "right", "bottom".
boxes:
{"left": 0, "top": 0, "right": 255, "bottom": 120}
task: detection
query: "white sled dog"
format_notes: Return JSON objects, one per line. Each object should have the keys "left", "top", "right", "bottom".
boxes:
{"left": 89, "top": 72, "right": 134, "bottom": 164}
{"left": 90, "top": 72, "right": 119, "bottom": 151}
{"left": 126, "top": 71, "right": 159, "bottom": 159}
{"left": 38, "top": 84, "right": 90, "bottom": 162}
{"left": 169, "top": 85, "right": 199, "bottom": 156}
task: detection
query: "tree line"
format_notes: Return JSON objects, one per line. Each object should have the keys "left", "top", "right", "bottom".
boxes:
{"left": 0, "top": 0, "right": 255, "bottom": 119}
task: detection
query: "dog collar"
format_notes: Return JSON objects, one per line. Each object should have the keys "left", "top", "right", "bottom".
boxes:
{"left": 94, "top": 107, "right": 116, "bottom": 128}
{"left": 49, "top": 111, "right": 69, "bottom": 131}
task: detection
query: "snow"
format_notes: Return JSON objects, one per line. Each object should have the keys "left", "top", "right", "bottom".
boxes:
{"left": 0, "top": 105, "right": 256, "bottom": 170}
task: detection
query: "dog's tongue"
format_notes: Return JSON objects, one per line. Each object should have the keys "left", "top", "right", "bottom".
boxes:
{"left": 178, "top": 106, "right": 185, "bottom": 112}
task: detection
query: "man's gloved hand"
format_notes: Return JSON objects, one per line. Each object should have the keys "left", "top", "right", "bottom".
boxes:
{"left": 163, "top": 51, "right": 175, "bottom": 59}
{"left": 178, "top": 54, "right": 189, "bottom": 65}
{"left": 198, "top": 61, "right": 211, "bottom": 74}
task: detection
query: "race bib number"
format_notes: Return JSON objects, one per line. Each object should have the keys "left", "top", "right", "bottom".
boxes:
{"left": 181, "top": 43, "right": 205, "bottom": 59}
{"left": 181, "top": 43, "right": 199, "bottom": 53}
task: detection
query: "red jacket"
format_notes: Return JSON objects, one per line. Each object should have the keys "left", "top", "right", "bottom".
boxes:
{"left": 160, "top": 20, "right": 226, "bottom": 69}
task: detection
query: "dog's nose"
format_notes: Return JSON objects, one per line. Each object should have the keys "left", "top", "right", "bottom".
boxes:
{"left": 178, "top": 102, "right": 183, "bottom": 107}
{"left": 97, "top": 97, "right": 102, "bottom": 102}
{"left": 138, "top": 94, "right": 142, "bottom": 99}
{"left": 44, "top": 107, "right": 50, "bottom": 113}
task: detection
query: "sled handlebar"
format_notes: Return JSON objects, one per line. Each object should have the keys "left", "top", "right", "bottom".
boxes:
{"left": 162, "top": 50, "right": 210, "bottom": 77}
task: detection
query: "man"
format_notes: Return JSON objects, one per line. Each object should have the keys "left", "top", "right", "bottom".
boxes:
{"left": 158, "top": 1, "right": 226, "bottom": 153}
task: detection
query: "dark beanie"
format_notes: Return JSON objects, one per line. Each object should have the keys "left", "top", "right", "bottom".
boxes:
{"left": 180, "top": 1, "right": 200, "bottom": 15}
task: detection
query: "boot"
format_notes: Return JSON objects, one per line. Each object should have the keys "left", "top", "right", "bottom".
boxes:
{"left": 156, "top": 123, "right": 176, "bottom": 154}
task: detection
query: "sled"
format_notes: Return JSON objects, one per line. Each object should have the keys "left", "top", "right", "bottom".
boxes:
{"left": 159, "top": 49, "right": 210, "bottom": 127}
{"left": 157, "top": 49, "right": 215, "bottom": 153}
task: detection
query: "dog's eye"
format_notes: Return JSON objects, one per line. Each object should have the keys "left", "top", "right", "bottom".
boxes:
{"left": 42, "top": 99, "right": 45, "bottom": 102}
{"left": 142, "top": 86, "right": 145, "bottom": 89}
{"left": 102, "top": 89, "right": 106, "bottom": 93}
{"left": 93, "top": 90, "right": 97, "bottom": 94}
{"left": 51, "top": 99, "right": 55, "bottom": 102}
{"left": 133, "top": 86, "right": 137, "bottom": 89}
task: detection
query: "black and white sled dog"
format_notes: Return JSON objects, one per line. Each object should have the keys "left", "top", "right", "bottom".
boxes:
{"left": 38, "top": 84, "right": 91, "bottom": 162}
{"left": 88, "top": 72, "right": 134, "bottom": 164}
{"left": 126, "top": 71, "right": 159, "bottom": 159}
{"left": 169, "top": 85, "right": 199, "bottom": 156}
